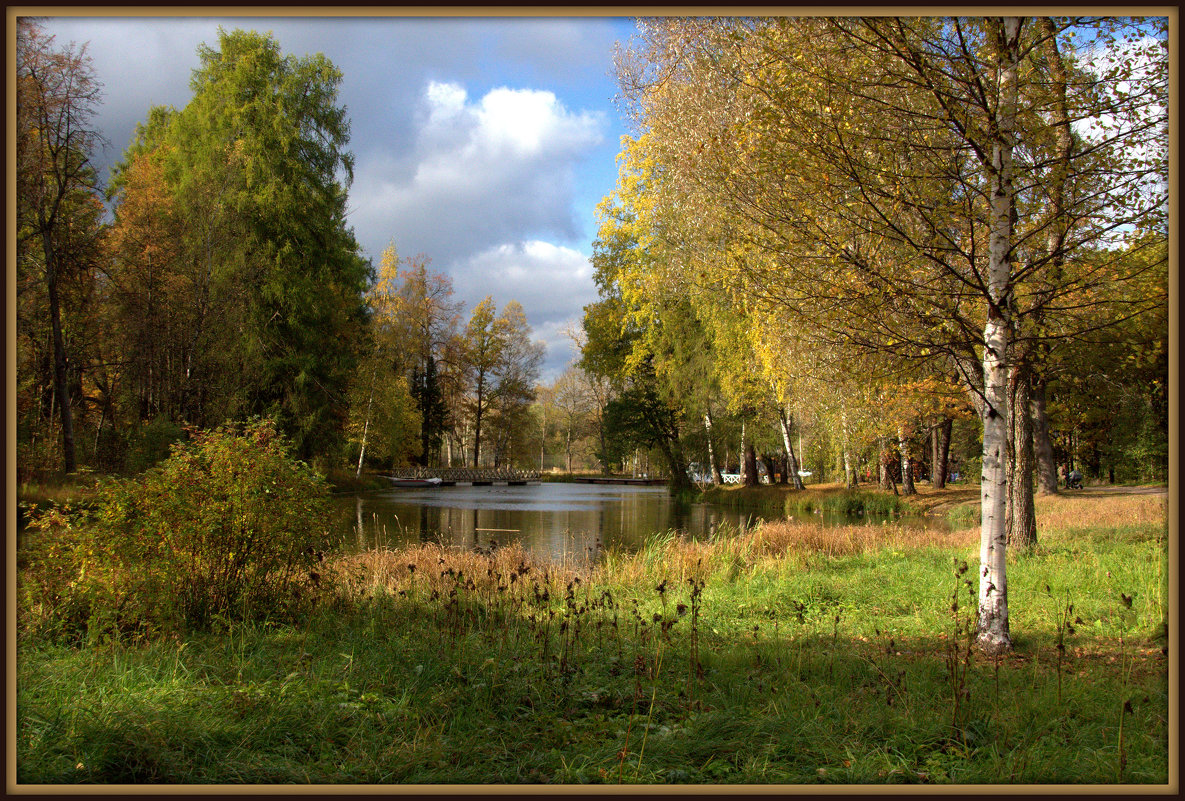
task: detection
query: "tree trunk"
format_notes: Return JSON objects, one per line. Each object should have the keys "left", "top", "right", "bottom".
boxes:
{"left": 743, "top": 440, "right": 760, "bottom": 488}
{"left": 933, "top": 417, "right": 952, "bottom": 489}
{"left": 778, "top": 407, "right": 806, "bottom": 490}
{"left": 841, "top": 413, "right": 857, "bottom": 489}
{"left": 930, "top": 424, "right": 939, "bottom": 483}
{"left": 898, "top": 424, "right": 916, "bottom": 496}
{"left": 1007, "top": 362, "right": 1037, "bottom": 548}
{"left": 704, "top": 409, "right": 723, "bottom": 485}
{"left": 739, "top": 421, "right": 758, "bottom": 490}
{"left": 976, "top": 16, "right": 1021, "bottom": 655}
{"left": 1031, "top": 374, "right": 1058, "bottom": 495}
{"left": 878, "top": 435, "right": 897, "bottom": 494}
{"left": 1031, "top": 17, "right": 1072, "bottom": 497}
{"left": 355, "top": 364, "right": 378, "bottom": 479}
{"left": 43, "top": 233, "right": 77, "bottom": 474}
{"left": 472, "top": 373, "right": 485, "bottom": 468}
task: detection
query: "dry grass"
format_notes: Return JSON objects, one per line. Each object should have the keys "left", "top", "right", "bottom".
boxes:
{"left": 1035, "top": 491, "right": 1167, "bottom": 534}
{"left": 327, "top": 541, "right": 582, "bottom": 601}
{"left": 745, "top": 520, "right": 979, "bottom": 558}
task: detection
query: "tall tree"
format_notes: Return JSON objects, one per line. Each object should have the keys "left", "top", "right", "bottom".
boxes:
{"left": 383, "top": 253, "right": 462, "bottom": 466}
{"left": 349, "top": 243, "right": 421, "bottom": 474}
{"left": 16, "top": 19, "right": 106, "bottom": 474}
{"left": 487, "top": 301, "right": 545, "bottom": 467}
{"left": 108, "top": 28, "right": 372, "bottom": 459}
{"left": 463, "top": 297, "right": 503, "bottom": 468}
{"left": 550, "top": 367, "right": 595, "bottom": 474}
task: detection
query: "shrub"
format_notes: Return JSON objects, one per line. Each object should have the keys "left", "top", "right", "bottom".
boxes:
{"left": 21, "top": 419, "right": 338, "bottom": 640}
{"left": 124, "top": 415, "right": 184, "bottom": 473}
{"left": 784, "top": 490, "right": 905, "bottom": 518}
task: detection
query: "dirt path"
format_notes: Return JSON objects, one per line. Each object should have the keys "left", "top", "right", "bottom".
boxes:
{"left": 1072, "top": 484, "right": 1168, "bottom": 497}
{"left": 905, "top": 483, "right": 1168, "bottom": 516}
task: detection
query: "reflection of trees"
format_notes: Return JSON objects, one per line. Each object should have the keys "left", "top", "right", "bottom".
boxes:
{"left": 420, "top": 506, "right": 434, "bottom": 545}
{"left": 355, "top": 497, "right": 366, "bottom": 551}
{"left": 338, "top": 486, "right": 777, "bottom": 558}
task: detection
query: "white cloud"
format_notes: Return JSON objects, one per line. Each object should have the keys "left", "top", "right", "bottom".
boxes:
{"left": 425, "top": 81, "right": 468, "bottom": 122}
{"left": 462, "top": 240, "right": 593, "bottom": 313}
{"left": 455, "top": 240, "right": 597, "bottom": 381}
{"left": 350, "top": 80, "right": 605, "bottom": 263}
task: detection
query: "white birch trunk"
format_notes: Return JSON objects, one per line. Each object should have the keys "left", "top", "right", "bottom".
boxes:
{"left": 778, "top": 407, "right": 806, "bottom": 490}
{"left": 898, "top": 424, "right": 916, "bottom": 496}
{"left": 739, "top": 420, "right": 748, "bottom": 484}
{"left": 355, "top": 365, "right": 377, "bottom": 479}
{"left": 977, "top": 16, "right": 1021, "bottom": 654}
{"left": 841, "top": 411, "right": 856, "bottom": 489}
{"left": 704, "top": 410, "right": 723, "bottom": 485}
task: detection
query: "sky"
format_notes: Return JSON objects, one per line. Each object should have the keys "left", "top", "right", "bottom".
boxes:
{"left": 37, "top": 13, "right": 641, "bottom": 382}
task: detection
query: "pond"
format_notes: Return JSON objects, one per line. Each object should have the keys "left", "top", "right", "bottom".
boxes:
{"left": 331, "top": 482, "right": 939, "bottom": 563}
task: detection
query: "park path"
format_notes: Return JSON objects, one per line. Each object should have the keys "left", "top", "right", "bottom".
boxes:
{"left": 1074, "top": 485, "right": 1168, "bottom": 497}
{"left": 911, "top": 483, "right": 1167, "bottom": 516}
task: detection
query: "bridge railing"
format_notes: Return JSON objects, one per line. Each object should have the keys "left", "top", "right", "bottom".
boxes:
{"left": 391, "top": 466, "right": 541, "bottom": 482}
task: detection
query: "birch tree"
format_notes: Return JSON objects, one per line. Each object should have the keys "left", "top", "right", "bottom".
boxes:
{"left": 610, "top": 15, "right": 1166, "bottom": 650}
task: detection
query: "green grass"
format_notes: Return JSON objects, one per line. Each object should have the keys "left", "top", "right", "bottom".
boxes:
{"left": 15, "top": 493, "right": 1169, "bottom": 785}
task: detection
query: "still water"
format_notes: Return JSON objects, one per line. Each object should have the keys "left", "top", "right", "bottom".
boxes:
{"left": 331, "top": 482, "right": 930, "bottom": 563}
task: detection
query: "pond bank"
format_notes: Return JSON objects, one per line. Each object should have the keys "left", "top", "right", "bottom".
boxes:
{"left": 697, "top": 482, "right": 982, "bottom": 522}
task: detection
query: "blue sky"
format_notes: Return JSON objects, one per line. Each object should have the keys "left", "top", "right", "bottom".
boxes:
{"left": 39, "top": 13, "right": 640, "bottom": 380}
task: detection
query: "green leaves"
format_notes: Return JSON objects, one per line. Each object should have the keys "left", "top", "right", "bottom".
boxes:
{"left": 96, "top": 419, "right": 333, "bottom": 635}
{"left": 108, "top": 28, "right": 370, "bottom": 459}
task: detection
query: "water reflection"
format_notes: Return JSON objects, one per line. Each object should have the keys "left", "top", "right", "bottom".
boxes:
{"left": 336, "top": 483, "right": 740, "bottom": 561}
{"left": 333, "top": 482, "right": 943, "bottom": 563}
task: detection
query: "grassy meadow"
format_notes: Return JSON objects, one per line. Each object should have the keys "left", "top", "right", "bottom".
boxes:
{"left": 14, "top": 485, "right": 1171, "bottom": 786}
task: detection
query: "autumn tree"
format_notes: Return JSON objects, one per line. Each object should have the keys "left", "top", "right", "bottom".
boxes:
{"left": 549, "top": 367, "right": 596, "bottom": 474}
{"left": 16, "top": 18, "right": 107, "bottom": 474}
{"left": 462, "top": 298, "right": 502, "bottom": 468}
{"left": 486, "top": 301, "right": 545, "bottom": 467}
{"left": 382, "top": 253, "right": 463, "bottom": 466}
{"left": 349, "top": 243, "right": 422, "bottom": 474}
{"left": 106, "top": 28, "right": 371, "bottom": 460}
{"left": 609, "top": 15, "right": 1167, "bottom": 651}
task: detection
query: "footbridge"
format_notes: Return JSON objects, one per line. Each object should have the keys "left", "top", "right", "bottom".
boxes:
{"left": 390, "top": 466, "right": 541, "bottom": 485}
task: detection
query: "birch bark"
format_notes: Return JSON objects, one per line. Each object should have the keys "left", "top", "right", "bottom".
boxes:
{"left": 778, "top": 407, "right": 806, "bottom": 490}
{"left": 898, "top": 425, "right": 916, "bottom": 496}
{"left": 704, "top": 409, "right": 724, "bottom": 485}
{"left": 976, "top": 16, "right": 1021, "bottom": 654}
